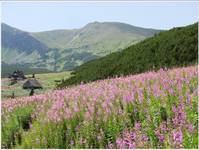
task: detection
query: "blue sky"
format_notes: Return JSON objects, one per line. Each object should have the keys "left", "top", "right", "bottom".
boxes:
{"left": 1, "top": 1, "right": 198, "bottom": 32}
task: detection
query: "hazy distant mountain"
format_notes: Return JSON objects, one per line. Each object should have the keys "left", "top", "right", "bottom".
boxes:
{"left": 2, "top": 23, "right": 48, "bottom": 54}
{"left": 32, "top": 22, "right": 160, "bottom": 51}
{"left": 1, "top": 22, "right": 161, "bottom": 73}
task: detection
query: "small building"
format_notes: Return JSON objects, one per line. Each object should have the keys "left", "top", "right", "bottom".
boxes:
{"left": 23, "top": 79, "right": 42, "bottom": 89}
{"left": 8, "top": 70, "right": 27, "bottom": 80}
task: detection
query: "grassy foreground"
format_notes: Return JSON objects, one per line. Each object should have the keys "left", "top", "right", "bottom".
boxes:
{"left": 1, "top": 65, "right": 198, "bottom": 148}
{"left": 1, "top": 71, "right": 71, "bottom": 100}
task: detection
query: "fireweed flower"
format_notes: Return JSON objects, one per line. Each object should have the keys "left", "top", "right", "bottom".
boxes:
{"left": 168, "top": 88, "right": 175, "bottom": 96}
{"left": 128, "top": 142, "right": 136, "bottom": 149}
{"left": 79, "top": 137, "right": 83, "bottom": 145}
{"left": 70, "top": 140, "right": 74, "bottom": 145}
{"left": 187, "top": 123, "right": 194, "bottom": 133}
{"left": 172, "top": 103, "right": 186, "bottom": 127}
{"left": 160, "top": 122, "right": 169, "bottom": 133}
{"left": 141, "top": 134, "right": 149, "bottom": 142}
{"left": 186, "top": 94, "right": 192, "bottom": 107}
{"left": 179, "top": 95, "right": 183, "bottom": 101}
{"left": 172, "top": 105, "right": 177, "bottom": 113}
{"left": 155, "top": 130, "right": 165, "bottom": 143}
{"left": 123, "top": 92, "right": 133, "bottom": 103}
{"left": 173, "top": 129, "right": 183, "bottom": 145}
{"left": 64, "top": 108, "right": 72, "bottom": 119}
{"left": 131, "top": 132, "right": 136, "bottom": 141}
{"left": 135, "top": 122, "right": 141, "bottom": 130}
{"left": 116, "top": 138, "right": 126, "bottom": 149}
{"left": 137, "top": 89, "right": 144, "bottom": 103}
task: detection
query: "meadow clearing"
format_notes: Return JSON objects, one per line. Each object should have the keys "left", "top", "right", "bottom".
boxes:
{"left": 1, "top": 65, "right": 198, "bottom": 148}
{"left": 1, "top": 71, "right": 71, "bottom": 100}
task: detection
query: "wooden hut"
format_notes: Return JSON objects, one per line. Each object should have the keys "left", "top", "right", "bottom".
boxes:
{"left": 23, "top": 79, "right": 42, "bottom": 89}
{"left": 8, "top": 70, "right": 27, "bottom": 80}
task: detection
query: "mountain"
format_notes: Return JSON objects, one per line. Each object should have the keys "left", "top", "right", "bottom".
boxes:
{"left": 57, "top": 23, "right": 198, "bottom": 87}
{"left": 2, "top": 22, "right": 161, "bottom": 74}
{"left": 32, "top": 22, "right": 160, "bottom": 52}
{"left": 2, "top": 23, "right": 48, "bottom": 64}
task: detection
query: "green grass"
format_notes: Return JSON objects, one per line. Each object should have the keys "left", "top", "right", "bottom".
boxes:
{"left": 1, "top": 71, "right": 71, "bottom": 100}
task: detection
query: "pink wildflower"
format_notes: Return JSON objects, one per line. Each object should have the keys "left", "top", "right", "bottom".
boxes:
{"left": 173, "top": 129, "right": 183, "bottom": 145}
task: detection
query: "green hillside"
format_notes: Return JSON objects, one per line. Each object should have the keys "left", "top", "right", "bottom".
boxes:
{"left": 2, "top": 22, "right": 161, "bottom": 74}
{"left": 58, "top": 23, "right": 198, "bottom": 87}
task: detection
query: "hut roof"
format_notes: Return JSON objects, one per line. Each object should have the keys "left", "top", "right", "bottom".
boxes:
{"left": 8, "top": 70, "right": 26, "bottom": 80}
{"left": 23, "top": 79, "right": 42, "bottom": 89}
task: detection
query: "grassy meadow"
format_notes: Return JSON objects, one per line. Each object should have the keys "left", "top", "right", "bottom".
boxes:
{"left": 1, "top": 71, "right": 71, "bottom": 100}
{"left": 2, "top": 65, "right": 198, "bottom": 148}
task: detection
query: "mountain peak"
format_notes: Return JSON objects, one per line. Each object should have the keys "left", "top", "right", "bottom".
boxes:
{"left": 2, "top": 21, "right": 161, "bottom": 72}
{"left": 85, "top": 21, "right": 101, "bottom": 27}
